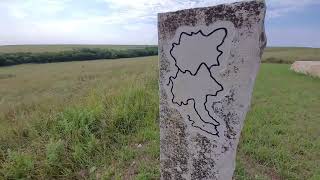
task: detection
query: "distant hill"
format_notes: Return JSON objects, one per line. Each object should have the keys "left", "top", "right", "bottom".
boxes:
{"left": 262, "top": 47, "right": 320, "bottom": 64}
{"left": 0, "top": 45, "right": 319, "bottom": 65}
{"left": 0, "top": 45, "right": 158, "bottom": 66}
{"left": 0, "top": 45, "right": 157, "bottom": 53}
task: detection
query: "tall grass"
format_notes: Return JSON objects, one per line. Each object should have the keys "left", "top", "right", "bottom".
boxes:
{"left": 0, "top": 57, "right": 160, "bottom": 179}
{"left": 0, "top": 56, "right": 319, "bottom": 179}
{"left": 0, "top": 79, "right": 159, "bottom": 179}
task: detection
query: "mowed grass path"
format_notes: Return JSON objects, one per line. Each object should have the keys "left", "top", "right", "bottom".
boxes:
{"left": 0, "top": 56, "right": 319, "bottom": 179}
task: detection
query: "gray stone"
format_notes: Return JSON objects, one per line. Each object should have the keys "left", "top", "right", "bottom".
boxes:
{"left": 158, "top": 0, "right": 267, "bottom": 179}
{"left": 291, "top": 61, "right": 320, "bottom": 78}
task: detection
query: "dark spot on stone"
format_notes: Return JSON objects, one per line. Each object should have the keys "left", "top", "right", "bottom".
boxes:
{"left": 260, "top": 32, "right": 265, "bottom": 42}
{"left": 225, "top": 89, "right": 235, "bottom": 105}
{"left": 211, "top": 88, "right": 238, "bottom": 140}
{"left": 260, "top": 31, "right": 267, "bottom": 56}
{"left": 191, "top": 134, "right": 217, "bottom": 179}
{"left": 160, "top": 103, "right": 190, "bottom": 179}
{"left": 158, "top": 1, "right": 265, "bottom": 39}
{"left": 233, "top": 66, "right": 239, "bottom": 73}
{"left": 223, "top": 112, "right": 238, "bottom": 140}
{"left": 222, "top": 145, "right": 229, "bottom": 153}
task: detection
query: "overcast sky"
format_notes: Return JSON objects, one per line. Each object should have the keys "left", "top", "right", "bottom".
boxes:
{"left": 0, "top": 0, "right": 320, "bottom": 47}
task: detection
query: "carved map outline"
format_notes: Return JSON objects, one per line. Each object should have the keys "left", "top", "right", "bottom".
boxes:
{"left": 167, "top": 27, "right": 228, "bottom": 136}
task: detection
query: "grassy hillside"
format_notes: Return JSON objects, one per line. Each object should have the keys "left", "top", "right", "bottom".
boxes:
{"left": 0, "top": 47, "right": 158, "bottom": 66}
{"left": 0, "top": 56, "right": 319, "bottom": 179}
{"left": 0, "top": 57, "right": 160, "bottom": 179}
{"left": 0, "top": 45, "right": 320, "bottom": 64}
{"left": 0, "top": 45, "right": 156, "bottom": 53}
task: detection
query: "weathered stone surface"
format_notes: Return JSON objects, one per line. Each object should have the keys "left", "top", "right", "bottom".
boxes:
{"left": 158, "top": 0, "right": 266, "bottom": 179}
{"left": 291, "top": 61, "right": 320, "bottom": 78}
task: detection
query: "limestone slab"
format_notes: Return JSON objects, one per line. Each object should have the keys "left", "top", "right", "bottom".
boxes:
{"left": 158, "top": 0, "right": 267, "bottom": 179}
{"left": 291, "top": 61, "right": 320, "bottom": 78}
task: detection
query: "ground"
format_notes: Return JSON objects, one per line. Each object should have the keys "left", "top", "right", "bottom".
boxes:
{"left": 0, "top": 48, "right": 319, "bottom": 179}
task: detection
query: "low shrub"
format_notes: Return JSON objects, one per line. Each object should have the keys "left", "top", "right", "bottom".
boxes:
{"left": 262, "top": 57, "right": 291, "bottom": 64}
{"left": 1, "top": 151, "right": 34, "bottom": 179}
{"left": 45, "top": 139, "right": 65, "bottom": 175}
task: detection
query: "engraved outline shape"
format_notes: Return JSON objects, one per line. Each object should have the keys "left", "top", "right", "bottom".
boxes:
{"left": 167, "top": 27, "right": 228, "bottom": 136}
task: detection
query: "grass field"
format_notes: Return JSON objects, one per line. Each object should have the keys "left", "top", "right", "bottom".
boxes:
{"left": 0, "top": 45, "right": 156, "bottom": 53}
{"left": 0, "top": 54, "right": 319, "bottom": 179}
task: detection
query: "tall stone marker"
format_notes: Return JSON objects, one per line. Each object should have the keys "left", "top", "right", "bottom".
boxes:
{"left": 158, "top": 0, "right": 266, "bottom": 179}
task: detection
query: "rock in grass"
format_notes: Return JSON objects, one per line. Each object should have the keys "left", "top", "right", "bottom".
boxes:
{"left": 291, "top": 61, "right": 320, "bottom": 78}
{"left": 158, "top": 0, "right": 266, "bottom": 179}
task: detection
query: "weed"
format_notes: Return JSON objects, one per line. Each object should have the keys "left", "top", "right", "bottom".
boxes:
{"left": 1, "top": 150, "right": 34, "bottom": 179}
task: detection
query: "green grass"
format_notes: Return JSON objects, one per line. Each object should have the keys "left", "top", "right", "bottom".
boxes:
{"left": 0, "top": 56, "right": 319, "bottom": 179}
{"left": 0, "top": 57, "right": 160, "bottom": 179}
{"left": 237, "top": 64, "right": 320, "bottom": 179}
{"left": 0, "top": 45, "right": 156, "bottom": 53}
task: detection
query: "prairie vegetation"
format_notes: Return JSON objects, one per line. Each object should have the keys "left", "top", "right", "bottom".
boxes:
{"left": 0, "top": 47, "right": 319, "bottom": 179}
{"left": 0, "top": 47, "right": 157, "bottom": 66}
{"left": 1, "top": 45, "right": 320, "bottom": 67}
{"left": 262, "top": 47, "right": 320, "bottom": 64}
{"left": 0, "top": 57, "right": 160, "bottom": 179}
{"left": 0, "top": 45, "right": 154, "bottom": 53}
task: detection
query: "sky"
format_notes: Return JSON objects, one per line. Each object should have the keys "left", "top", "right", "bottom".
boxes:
{"left": 0, "top": 0, "right": 320, "bottom": 47}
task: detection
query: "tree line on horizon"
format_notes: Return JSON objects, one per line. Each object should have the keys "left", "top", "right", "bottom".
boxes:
{"left": 0, "top": 47, "right": 158, "bottom": 66}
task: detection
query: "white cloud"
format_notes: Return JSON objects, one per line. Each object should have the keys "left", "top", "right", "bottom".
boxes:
{"left": 267, "top": 27, "right": 320, "bottom": 48}
{"left": 0, "top": 0, "right": 319, "bottom": 46}
{"left": 0, "top": 0, "right": 70, "bottom": 19}
{"left": 267, "top": 0, "right": 320, "bottom": 18}
{"left": 100, "top": 0, "right": 320, "bottom": 20}
{"left": 101, "top": 0, "right": 240, "bottom": 22}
